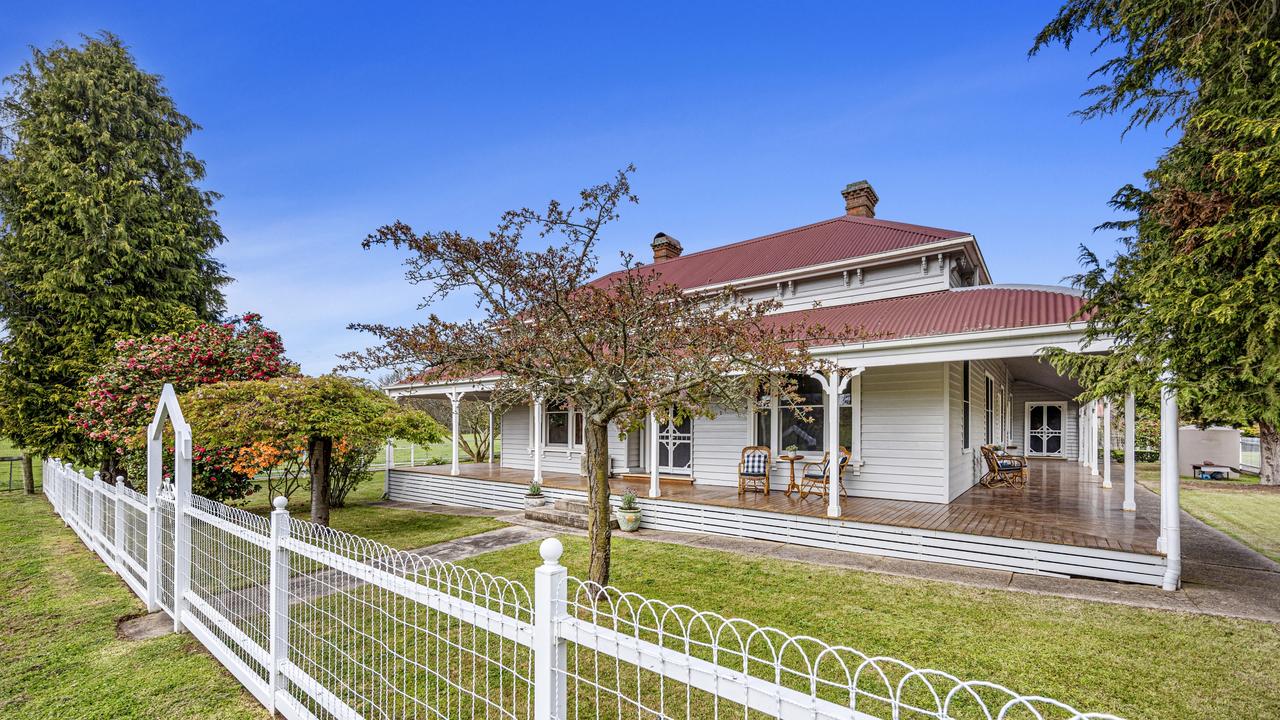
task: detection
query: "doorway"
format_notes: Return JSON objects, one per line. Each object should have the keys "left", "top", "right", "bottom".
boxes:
{"left": 1025, "top": 402, "right": 1066, "bottom": 457}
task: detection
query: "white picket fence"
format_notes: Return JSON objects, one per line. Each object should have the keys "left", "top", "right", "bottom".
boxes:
{"left": 1240, "top": 437, "right": 1261, "bottom": 473}
{"left": 43, "top": 458, "right": 1125, "bottom": 720}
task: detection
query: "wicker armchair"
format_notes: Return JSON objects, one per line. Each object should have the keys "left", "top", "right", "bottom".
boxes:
{"left": 737, "top": 446, "right": 771, "bottom": 495}
{"left": 798, "top": 447, "right": 851, "bottom": 500}
{"left": 980, "top": 445, "right": 1027, "bottom": 488}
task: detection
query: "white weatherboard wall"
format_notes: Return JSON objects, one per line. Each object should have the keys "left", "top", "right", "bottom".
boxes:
{"left": 499, "top": 404, "right": 628, "bottom": 477}
{"left": 1010, "top": 381, "right": 1079, "bottom": 461}
{"left": 690, "top": 405, "right": 752, "bottom": 487}
{"left": 685, "top": 367, "right": 952, "bottom": 502}
{"left": 946, "top": 359, "right": 1012, "bottom": 501}
{"left": 735, "top": 258, "right": 951, "bottom": 313}
{"left": 854, "top": 363, "right": 948, "bottom": 502}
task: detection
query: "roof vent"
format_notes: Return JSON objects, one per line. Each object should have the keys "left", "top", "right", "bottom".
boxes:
{"left": 841, "top": 180, "right": 879, "bottom": 218}
{"left": 651, "top": 232, "right": 683, "bottom": 263}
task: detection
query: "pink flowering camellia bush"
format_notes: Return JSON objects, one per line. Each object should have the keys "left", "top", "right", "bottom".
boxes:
{"left": 69, "top": 313, "right": 293, "bottom": 497}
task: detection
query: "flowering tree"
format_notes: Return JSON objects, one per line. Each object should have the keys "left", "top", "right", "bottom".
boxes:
{"left": 343, "top": 168, "right": 862, "bottom": 585}
{"left": 182, "top": 375, "right": 443, "bottom": 526}
{"left": 69, "top": 313, "right": 290, "bottom": 483}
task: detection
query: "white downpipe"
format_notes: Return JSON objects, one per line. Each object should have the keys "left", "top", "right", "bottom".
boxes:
{"left": 1123, "top": 393, "right": 1137, "bottom": 512}
{"left": 648, "top": 412, "right": 660, "bottom": 498}
{"left": 1160, "top": 374, "right": 1182, "bottom": 591}
{"left": 487, "top": 408, "right": 495, "bottom": 464}
{"left": 1102, "top": 398, "right": 1113, "bottom": 489}
{"left": 532, "top": 396, "right": 544, "bottom": 484}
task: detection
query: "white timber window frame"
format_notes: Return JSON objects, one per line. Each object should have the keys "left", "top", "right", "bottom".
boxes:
{"left": 543, "top": 401, "right": 585, "bottom": 452}
{"left": 753, "top": 374, "right": 829, "bottom": 458}
{"left": 751, "top": 371, "right": 863, "bottom": 464}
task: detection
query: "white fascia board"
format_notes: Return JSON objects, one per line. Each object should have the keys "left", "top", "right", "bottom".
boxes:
{"left": 384, "top": 376, "right": 501, "bottom": 398}
{"left": 812, "top": 324, "right": 1113, "bottom": 368}
{"left": 684, "top": 236, "right": 983, "bottom": 294}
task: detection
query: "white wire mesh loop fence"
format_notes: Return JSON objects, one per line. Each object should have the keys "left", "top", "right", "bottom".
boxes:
{"left": 43, "top": 457, "right": 1127, "bottom": 720}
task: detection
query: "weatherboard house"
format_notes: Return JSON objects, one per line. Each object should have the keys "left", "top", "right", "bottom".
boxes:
{"left": 384, "top": 181, "right": 1185, "bottom": 589}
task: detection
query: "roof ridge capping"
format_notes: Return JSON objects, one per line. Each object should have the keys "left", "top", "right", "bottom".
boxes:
{"left": 665, "top": 214, "right": 970, "bottom": 266}
{"left": 953, "top": 283, "right": 1083, "bottom": 297}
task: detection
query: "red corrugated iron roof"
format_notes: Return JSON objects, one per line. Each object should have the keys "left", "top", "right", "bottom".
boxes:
{"left": 771, "top": 286, "right": 1086, "bottom": 345}
{"left": 398, "top": 287, "right": 1085, "bottom": 387}
{"left": 594, "top": 215, "right": 969, "bottom": 290}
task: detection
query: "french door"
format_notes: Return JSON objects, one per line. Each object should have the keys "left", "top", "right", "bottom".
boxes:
{"left": 1025, "top": 402, "right": 1066, "bottom": 457}
{"left": 656, "top": 416, "right": 693, "bottom": 475}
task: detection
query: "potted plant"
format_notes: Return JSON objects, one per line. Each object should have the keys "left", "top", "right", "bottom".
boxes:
{"left": 616, "top": 490, "right": 642, "bottom": 532}
{"left": 784, "top": 444, "right": 799, "bottom": 457}
{"left": 525, "top": 482, "right": 545, "bottom": 509}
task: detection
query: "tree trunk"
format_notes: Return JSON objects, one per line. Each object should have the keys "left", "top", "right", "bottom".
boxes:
{"left": 1259, "top": 422, "right": 1280, "bottom": 486}
{"left": 21, "top": 453, "right": 33, "bottom": 494}
{"left": 584, "top": 419, "right": 613, "bottom": 588}
{"left": 309, "top": 436, "right": 333, "bottom": 526}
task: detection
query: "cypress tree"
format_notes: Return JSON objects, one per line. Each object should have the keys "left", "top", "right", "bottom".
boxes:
{"left": 0, "top": 32, "right": 229, "bottom": 457}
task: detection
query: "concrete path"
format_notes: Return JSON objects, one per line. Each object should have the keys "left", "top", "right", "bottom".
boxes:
{"left": 404, "top": 493, "right": 1280, "bottom": 623}
{"left": 403, "top": 524, "right": 551, "bottom": 563}
{"left": 207, "top": 519, "right": 548, "bottom": 614}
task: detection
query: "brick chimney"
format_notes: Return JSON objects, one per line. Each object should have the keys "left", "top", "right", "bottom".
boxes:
{"left": 651, "top": 232, "right": 683, "bottom": 263}
{"left": 841, "top": 180, "right": 879, "bottom": 218}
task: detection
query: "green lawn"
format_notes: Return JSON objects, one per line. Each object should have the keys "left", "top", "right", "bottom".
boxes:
{"left": 0, "top": 484, "right": 266, "bottom": 719}
{"left": 462, "top": 535, "right": 1280, "bottom": 720}
{"left": 1136, "top": 463, "right": 1280, "bottom": 563}
{"left": 241, "top": 471, "right": 505, "bottom": 550}
{"left": 12, "top": 439, "right": 1278, "bottom": 719}
{"left": 384, "top": 435, "right": 501, "bottom": 467}
{"left": 0, "top": 437, "right": 38, "bottom": 492}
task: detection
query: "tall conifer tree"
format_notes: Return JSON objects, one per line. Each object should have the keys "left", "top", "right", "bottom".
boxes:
{"left": 0, "top": 32, "right": 229, "bottom": 456}
{"left": 1034, "top": 2, "right": 1280, "bottom": 482}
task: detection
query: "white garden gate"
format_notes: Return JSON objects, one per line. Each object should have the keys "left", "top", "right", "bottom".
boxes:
{"left": 41, "top": 384, "right": 1128, "bottom": 720}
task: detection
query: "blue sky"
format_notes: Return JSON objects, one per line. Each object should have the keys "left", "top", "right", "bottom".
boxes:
{"left": 2, "top": 2, "right": 1173, "bottom": 374}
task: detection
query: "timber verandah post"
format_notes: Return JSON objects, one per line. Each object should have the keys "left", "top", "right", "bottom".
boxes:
{"left": 1103, "top": 398, "right": 1113, "bottom": 489}
{"left": 446, "top": 389, "right": 465, "bottom": 476}
{"left": 1123, "top": 392, "right": 1137, "bottom": 512}
{"left": 1159, "top": 372, "right": 1182, "bottom": 591}
{"left": 647, "top": 412, "right": 660, "bottom": 498}
{"left": 813, "top": 366, "right": 860, "bottom": 518}
{"left": 532, "top": 395, "right": 545, "bottom": 484}
{"left": 533, "top": 538, "right": 568, "bottom": 720}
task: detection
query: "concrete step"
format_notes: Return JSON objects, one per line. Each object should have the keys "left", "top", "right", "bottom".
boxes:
{"left": 525, "top": 506, "right": 618, "bottom": 530}
{"left": 553, "top": 498, "right": 591, "bottom": 514}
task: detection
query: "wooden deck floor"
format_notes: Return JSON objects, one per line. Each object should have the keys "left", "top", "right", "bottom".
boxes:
{"left": 396, "top": 459, "right": 1160, "bottom": 555}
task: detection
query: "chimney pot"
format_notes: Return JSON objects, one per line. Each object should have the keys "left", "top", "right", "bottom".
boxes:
{"left": 651, "top": 232, "right": 683, "bottom": 263}
{"left": 841, "top": 180, "right": 879, "bottom": 218}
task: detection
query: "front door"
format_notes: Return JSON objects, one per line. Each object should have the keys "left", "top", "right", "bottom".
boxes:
{"left": 657, "top": 416, "right": 693, "bottom": 475}
{"left": 1025, "top": 402, "right": 1066, "bottom": 457}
